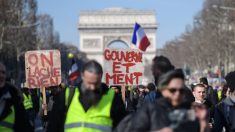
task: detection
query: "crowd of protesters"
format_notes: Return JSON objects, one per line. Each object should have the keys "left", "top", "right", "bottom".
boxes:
{"left": 1, "top": 55, "right": 235, "bottom": 132}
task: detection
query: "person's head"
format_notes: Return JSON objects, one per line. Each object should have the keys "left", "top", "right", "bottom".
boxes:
{"left": 158, "top": 69, "right": 186, "bottom": 107}
{"left": 138, "top": 85, "right": 145, "bottom": 93}
{"left": 152, "top": 56, "right": 175, "bottom": 85}
{"left": 192, "top": 84, "right": 206, "bottom": 102}
{"left": 144, "top": 87, "right": 149, "bottom": 93}
{"left": 147, "top": 83, "right": 155, "bottom": 92}
{"left": 192, "top": 102, "right": 208, "bottom": 121}
{"left": 81, "top": 60, "right": 103, "bottom": 91}
{"left": 225, "top": 71, "right": 235, "bottom": 98}
{"left": 199, "top": 77, "right": 208, "bottom": 87}
{"left": 81, "top": 60, "right": 103, "bottom": 106}
{"left": 0, "top": 62, "right": 6, "bottom": 88}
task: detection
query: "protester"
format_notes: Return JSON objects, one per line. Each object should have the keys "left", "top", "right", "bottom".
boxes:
{"left": 144, "top": 83, "right": 159, "bottom": 103}
{"left": 0, "top": 62, "right": 33, "bottom": 132}
{"left": 152, "top": 56, "right": 175, "bottom": 86}
{"left": 22, "top": 87, "right": 36, "bottom": 127}
{"left": 216, "top": 82, "right": 228, "bottom": 102}
{"left": 134, "top": 85, "right": 146, "bottom": 110}
{"left": 152, "top": 56, "right": 194, "bottom": 104}
{"left": 213, "top": 71, "right": 235, "bottom": 132}
{"left": 192, "top": 83, "right": 214, "bottom": 128}
{"left": 46, "top": 60, "right": 126, "bottom": 132}
{"left": 124, "top": 87, "right": 136, "bottom": 113}
{"left": 200, "top": 77, "right": 219, "bottom": 106}
{"left": 192, "top": 102, "right": 211, "bottom": 132}
{"left": 192, "top": 84, "right": 212, "bottom": 109}
{"left": 130, "top": 69, "right": 200, "bottom": 132}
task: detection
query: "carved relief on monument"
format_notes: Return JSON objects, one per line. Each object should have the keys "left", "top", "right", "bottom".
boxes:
{"left": 83, "top": 38, "right": 101, "bottom": 49}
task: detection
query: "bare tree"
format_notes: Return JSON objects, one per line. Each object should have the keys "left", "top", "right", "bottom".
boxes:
{"left": 161, "top": 0, "right": 235, "bottom": 76}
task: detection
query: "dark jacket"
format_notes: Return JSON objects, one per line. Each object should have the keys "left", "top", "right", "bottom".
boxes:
{"left": 213, "top": 97, "right": 235, "bottom": 132}
{"left": 184, "top": 87, "right": 195, "bottom": 104}
{"left": 0, "top": 82, "right": 33, "bottom": 132}
{"left": 130, "top": 97, "right": 200, "bottom": 132}
{"left": 125, "top": 97, "right": 136, "bottom": 113}
{"left": 144, "top": 91, "right": 159, "bottom": 103}
{"left": 46, "top": 82, "right": 126, "bottom": 132}
{"left": 206, "top": 86, "right": 219, "bottom": 106}
{"left": 134, "top": 93, "right": 145, "bottom": 110}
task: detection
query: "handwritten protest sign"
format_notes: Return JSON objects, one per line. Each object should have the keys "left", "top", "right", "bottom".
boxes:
{"left": 25, "top": 50, "right": 61, "bottom": 88}
{"left": 104, "top": 48, "right": 144, "bottom": 85}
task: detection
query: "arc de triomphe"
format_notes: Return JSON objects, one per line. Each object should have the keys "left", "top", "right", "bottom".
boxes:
{"left": 78, "top": 8, "right": 157, "bottom": 81}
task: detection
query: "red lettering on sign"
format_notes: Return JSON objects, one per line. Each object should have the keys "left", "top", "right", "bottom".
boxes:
{"left": 28, "top": 68, "right": 35, "bottom": 77}
{"left": 53, "top": 68, "right": 60, "bottom": 77}
{"left": 116, "top": 74, "right": 124, "bottom": 84}
{"left": 125, "top": 74, "right": 133, "bottom": 84}
{"left": 106, "top": 73, "right": 116, "bottom": 85}
{"left": 40, "top": 77, "right": 49, "bottom": 87}
{"left": 105, "top": 72, "right": 143, "bottom": 85}
{"left": 41, "top": 51, "right": 53, "bottom": 67}
{"left": 104, "top": 49, "right": 110, "bottom": 60}
{"left": 104, "top": 49, "right": 144, "bottom": 85}
{"left": 39, "top": 68, "right": 48, "bottom": 76}
{"left": 104, "top": 49, "right": 143, "bottom": 62}
{"left": 50, "top": 77, "right": 58, "bottom": 86}
{"left": 122, "top": 63, "right": 135, "bottom": 73}
{"left": 28, "top": 78, "right": 36, "bottom": 88}
{"left": 134, "top": 72, "right": 143, "bottom": 84}
{"left": 34, "top": 67, "right": 40, "bottom": 77}
{"left": 28, "top": 54, "right": 38, "bottom": 66}
{"left": 113, "top": 62, "right": 121, "bottom": 73}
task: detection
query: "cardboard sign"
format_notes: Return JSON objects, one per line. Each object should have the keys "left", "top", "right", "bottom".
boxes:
{"left": 104, "top": 48, "right": 144, "bottom": 85}
{"left": 25, "top": 50, "right": 61, "bottom": 88}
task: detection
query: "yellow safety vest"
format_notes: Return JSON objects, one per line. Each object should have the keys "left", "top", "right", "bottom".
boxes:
{"left": 0, "top": 106, "right": 15, "bottom": 132}
{"left": 64, "top": 87, "right": 115, "bottom": 132}
{"left": 23, "top": 93, "right": 33, "bottom": 110}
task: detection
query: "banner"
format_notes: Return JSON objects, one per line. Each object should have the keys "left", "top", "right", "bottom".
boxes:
{"left": 25, "top": 50, "right": 61, "bottom": 88}
{"left": 104, "top": 48, "right": 144, "bottom": 85}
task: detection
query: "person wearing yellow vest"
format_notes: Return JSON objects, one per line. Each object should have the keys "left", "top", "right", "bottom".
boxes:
{"left": 0, "top": 62, "right": 33, "bottom": 132}
{"left": 22, "top": 89, "right": 33, "bottom": 110}
{"left": 47, "top": 60, "right": 126, "bottom": 132}
{"left": 22, "top": 87, "right": 37, "bottom": 128}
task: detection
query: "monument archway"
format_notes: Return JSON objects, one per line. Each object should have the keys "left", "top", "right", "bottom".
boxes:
{"left": 78, "top": 7, "right": 158, "bottom": 80}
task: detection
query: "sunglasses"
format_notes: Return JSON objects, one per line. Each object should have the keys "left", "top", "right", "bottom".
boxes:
{"left": 168, "top": 88, "right": 186, "bottom": 94}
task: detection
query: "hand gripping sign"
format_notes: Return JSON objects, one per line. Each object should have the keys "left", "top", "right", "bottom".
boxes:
{"left": 104, "top": 48, "right": 144, "bottom": 85}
